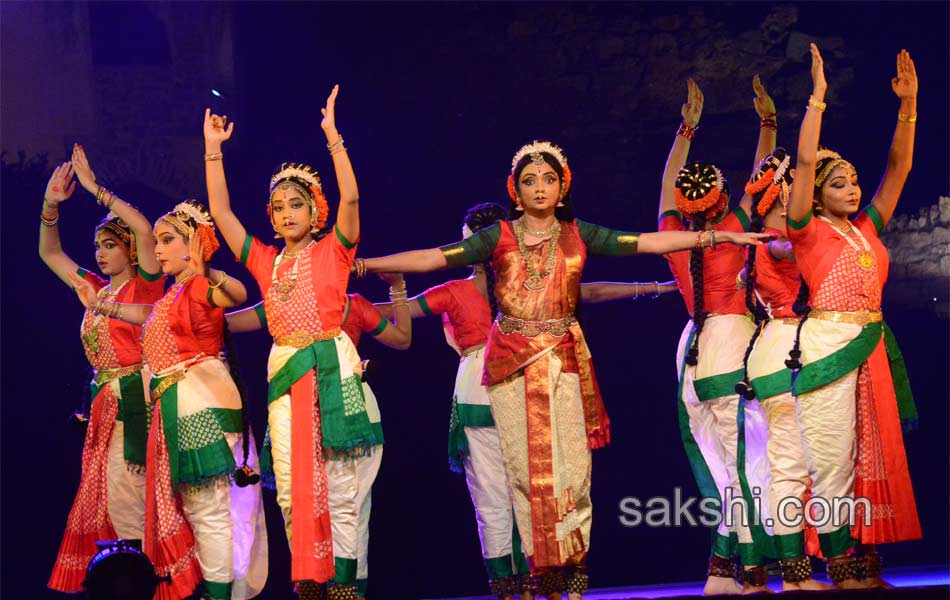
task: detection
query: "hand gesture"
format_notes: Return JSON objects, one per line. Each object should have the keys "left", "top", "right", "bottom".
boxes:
{"left": 809, "top": 43, "right": 827, "bottom": 96}
{"left": 321, "top": 84, "right": 340, "bottom": 134}
{"left": 752, "top": 75, "right": 776, "bottom": 118}
{"left": 681, "top": 79, "right": 704, "bottom": 128}
{"left": 44, "top": 162, "right": 77, "bottom": 205}
{"left": 203, "top": 108, "right": 234, "bottom": 145}
{"left": 721, "top": 231, "right": 776, "bottom": 246}
{"left": 376, "top": 272, "right": 405, "bottom": 286}
{"left": 68, "top": 272, "right": 99, "bottom": 309}
{"left": 891, "top": 49, "right": 918, "bottom": 101}
{"left": 187, "top": 233, "right": 208, "bottom": 277}
{"left": 70, "top": 143, "right": 99, "bottom": 195}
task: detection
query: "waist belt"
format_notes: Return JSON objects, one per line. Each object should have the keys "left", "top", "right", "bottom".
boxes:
{"left": 275, "top": 328, "right": 342, "bottom": 349}
{"left": 809, "top": 309, "right": 883, "bottom": 326}
{"left": 497, "top": 314, "right": 575, "bottom": 338}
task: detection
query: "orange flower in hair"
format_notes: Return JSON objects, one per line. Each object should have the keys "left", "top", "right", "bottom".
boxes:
{"left": 561, "top": 164, "right": 573, "bottom": 197}
{"left": 196, "top": 224, "right": 220, "bottom": 262}
{"left": 675, "top": 163, "right": 725, "bottom": 217}
{"left": 311, "top": 185, "right": 330, "bottom": 230}
{"left": 506, "top": 175, "right": 518, "bottom": 202}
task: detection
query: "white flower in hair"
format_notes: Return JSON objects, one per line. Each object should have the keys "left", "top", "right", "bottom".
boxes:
{"left": 510, "top": 140, "right": 568, "bottom": 173}
{"left": 712, "top": 165, "right": 725, "bottom": 191}
{"left": 270, "top": 163, "right": 323, "bottom": 191}
{"left": 816, "top": 148, "right": 841, "bottom": 162}
{"left": 773, "top": 154, "right": 791, "bottom": 184}
{"left": 173, "top": 202, "right": 212, "bottom": 226}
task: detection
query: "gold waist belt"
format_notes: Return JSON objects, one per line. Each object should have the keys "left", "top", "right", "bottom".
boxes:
{"left": 809, "top": 309, "right": 883, "bottom": 326}
{"left": 497, "top": 314, "right": 575, "bottom": 338}
{"left": 275, "top": 327, "right": 342, "bottom": 349}
{"left": 94, "top": 363, "right": 142, "bottom": 387}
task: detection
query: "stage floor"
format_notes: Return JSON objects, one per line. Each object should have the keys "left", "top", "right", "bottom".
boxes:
{"left": 429, "top": 565, "right": 950, "bottom": 600}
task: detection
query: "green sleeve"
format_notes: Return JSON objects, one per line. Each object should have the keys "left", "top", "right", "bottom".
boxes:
{"left": 253, "top": 303, "right": 268, "bottom": 329}
{"left": 439, "top": 223, "right": 501, "bottom": 268}
{"left": 576, "top": 220, "right": 639, "bottom": 256}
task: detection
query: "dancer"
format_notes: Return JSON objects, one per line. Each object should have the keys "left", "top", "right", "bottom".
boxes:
{"left": 658, "top": 77, "right": 778, "bottom": 594}
{"left": 359, "top": 142, "right": 769, "bottom": 599}
{"left": 204, "top": 84, "right": 368, "bottom": 599}
{"left": 785, "top": 44, "right": 921, "bottom": 588}
{"left": 44, "top": 146, "right": 164, "bottom": 593}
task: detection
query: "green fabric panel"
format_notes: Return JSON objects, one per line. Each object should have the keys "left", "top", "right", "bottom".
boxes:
{"left": 511, "top": 520, "right": 529, "bottom": 575}
{"left": 694, "top": 368, "right": 744, "bottom": 402}
{"left": 457, "top": 403, "right": 495, "bottom": 427}
{"left": 335, "top": 224, "right": 356, "bottom": 250}
{"left": 774, "top": 531, "right": 806, "bottom": 560}
{"left": 418, "top": 295, "right": 433, "bottom": 316}
{"left": 710, "top": 531, "right": 738, "bottom": 558}
{"left": 370, "top": 421, "right": 385, "bottom": 446}
{"left": 792, "top": 322, "right": 881, "bottom": 396}
{"left": 356, "top": 579, "right": 368, "bottom": 596}
{"left": 658, "top": 209, "right": 683, "bottom": 225}
{"left": 484, "top": 554, "right": 515, "bottom": 580}
{"left": 787, "top": 211, "right": 812, "bottom": 231}
{"left": 864, "top": 204, "right": 885, "bottom": 234}
{"left": 239, "top": 234, "right": 252, "bottom": 265}
{"left": 818, "top": 526, "right": 854, "bottom": 558}
{"left": 259, "top": 425, "right": 275, "bottom": 489}
{"left": 203, "top": 580, "right": 232, "bottom": 600}
{"left": 736, "top": 397, "right": 776, "bottom": 562}
{"left": 253, "top": 302, "right": 268, "bottom": 329}
{"left": 314, "top": 342, "right": 377, "bottom": 452}
{"left": 576, "top": 220, "right": 639, "bottom": 256}
{"left": 333, "top": 557, "right": 357, "bottom": 584}
{"left": 750, "top": 367, "right": 792, "bottom": 401}
{"left": 174, "top": 408, "right": 240, "bottom": 485}
{"left": 137, "top": 266, "right": 163, "bottom": 282}
{"left": 268, "top": 342, "right": 322, "bottom": 403}
{"left": 154, "top": 378, "right": 181, "bottom": 486}
{"left": 447, "top": 398, "right": 468, "bottom": 474}
{"left": 884, "top": 322, "right": 917, "bottom": 427}
{"left": 206, "top": 285, "right": 215, "bottom": 305}
{"left": 369, "top": 317, "right": 388, "bottom": 336}
{"left": 439, "top": 223, "right": 501, "bottom": 268}
{"left": 118, "top": 371, "right": 148, "bottom": 467}
{"left": 733, "top": 208, "right": 751, "bottom": 232}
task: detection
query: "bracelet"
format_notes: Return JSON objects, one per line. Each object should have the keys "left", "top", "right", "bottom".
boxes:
{"left": 40, "top": 214, "right": 59, "bottom": 227}
{"left": 105, "top": 190, "right": 116, "bottom": 210}
{"left": 710, "top": 229, "right": 717, "bottom": 249}
{"left": 327, "top": 136, "right": 344, "bottom": 151}
{"left": 897, "top": 111, "right": 917, "bottom": 123}
{"left": 696, "top": 230, "right": 710, "bottom": 250}
{"left": 807, "top": 95, "right": 826, "bottom": 112}
{"left": 43, "top": 198, "right": 59, "bottom": 210}
{"left": 204, "top": 152, "right": 223, "bottom": 161}
{"left": 760, "top": 116, "right": 777, "bottom": 130}
{"left": 352, "top": 257, "right": 367, "bottom": 279}
{"left": 209, "top": 272, "right": 229, "bottom": 290}
{"left": 676, "top": 122, "right": 697, "bottom": 142}
{"left": 330, "top": 145, "right": 347, "bottom": 156}
{"left": 94, "top": 300, "right": 105, "bottom": 315}
{"left": 96, "top": 185, "right": 107, "bottom": 205}
{"left": 653, "top": 281, "right": 661, "bottom": 299}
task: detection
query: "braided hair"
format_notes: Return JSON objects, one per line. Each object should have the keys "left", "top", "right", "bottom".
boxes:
{"left": 463, "top": 202, "right": 507, "bottom": 318}
{"left": 507, "top": 152, "right": 575, "bottom": 222}
{"left": 675, "top": 162, "right": 730, "bottom": 366}
{"left": 222, "top": 323, "right": 259, "bottom": 486}
{"left": 736, "top": 148, "right": 793, "bottom": 398}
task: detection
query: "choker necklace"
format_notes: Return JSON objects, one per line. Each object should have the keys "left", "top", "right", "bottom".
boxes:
{"left": 518, "top": 217, "right": 557, "bottom": 238}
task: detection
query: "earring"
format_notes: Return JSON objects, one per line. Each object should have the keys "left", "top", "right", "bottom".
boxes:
{"left": 515, "top": 202, "right": 525, "bottom": 212}
{"left": 556, "top": 200, "right": 565, "bottom": 208}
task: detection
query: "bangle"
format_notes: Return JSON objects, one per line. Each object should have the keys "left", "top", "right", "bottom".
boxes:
{"left": 653, "top": 281, "right": 661, "bottom": 299}
{"left": 40, "top": 214, "right": 59, "bottom": 227}
{"left": 897, "top": 111, "right": 917, "bottom": 123}
{"left": 209, "top": 272, "right": 229, "bottom": 290}
{"left": 807, "top": 95, "right": 826, "bottom": 112}
{"left": 327, "top": 136, "right": 344, "bottom": 151}
{"left": 352, "top": 257, "right": 366, "bottom": 279}
{"left": 204, "top": 152, "right": 223, "bottom": 161}
{"left": 710, "top": 230, "right": 717, "bottom": 249}
{"left": 677, "top": 122, "right": 697, "bottom": 142}
{"left": 43, "top": 198, "right": 59, "bottom": 210}
{"left": 760, "top": 116, "right": 777, "bottom": 130}
{"left": 96, "top": 185, "right": 107, "bottom": 205}
{"left": 105, "top": 190, "right": 116, "bottom": 210}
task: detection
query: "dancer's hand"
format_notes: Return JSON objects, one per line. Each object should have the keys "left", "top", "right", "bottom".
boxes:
{"left": 376, "top": 272, "right": 405, "bottom": 286}
{"left": 70, "top": 143, "right": 100, "bottom": 196}
{"left": 204, "top": 108, "right": 234, "bottom": 146}
{"left": 44, "top": 162, "right": 77, "bottom": 205}
{"left": 891, "top": 49, "right": 917, "bottom": 101}
{"left": 321, "top": 84, "right": 340, "bottom": 136}
{"left": 752, "top": 74, "right": 776, "bottom": 118}
{"left": 68, "top": 272, "right": 98, "bottom": 308}
{"left": 187, "top": 233, "right": 208, "bottom": 277}
{"left": 719, "top": 231, "right": 776, "bottom": 246}
{"left": 681, "top": 78, "right": 704, "bottom": 128}
{"left": 809, "top": 43, "right": 827, "bottom": 96}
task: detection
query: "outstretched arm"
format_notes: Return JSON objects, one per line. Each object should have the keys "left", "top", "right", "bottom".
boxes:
{"left": 788, "top": 43, "right": 827, "bottom": 224}
{"left": 580, "top": 280, "right": 677, "bottom": 303}
{"left": 364, "top": 248, "right": 448, "bottom": 274}
{"left": 637, "top": 229, "right": 771, "bottom": 254}
{"left": 869, "top": 49, "right": 918, "bottom": 227}
{"left": 375, "top": 297, "right": 427, "bottom": 321}
{"left": 659, "top": 79, "right": 703, "bottom": 218}
{"left": 39, "top": 162, "right": 82, "bottom": 286}
{"left": 70, "top": 144, "right": 160, "bottom": 275}
{"left": 204, "top": 109, "right": 248, "bottom": 258}
{"left": 739, "top": 75, "right": 779, "bottom": 217}
{"left": 323, "top": 85, "right": 360, "bottom": 245}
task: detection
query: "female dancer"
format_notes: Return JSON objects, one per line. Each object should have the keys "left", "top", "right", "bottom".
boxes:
{"left": 227, "top": 280, "right": 411, "bottom": 600}
{"left": 43, "top": 146, "right": 164, "bottom": 593}
{"left": 360, "top": 142, "right": 768, "bottom": 599}
{"left": 658, "top": 77, "right": 777, "bottom": 594}
{"left": 204, "top": 85, "right": 368, "bottom": 599}
{"left": 785, "top": 44, "right": 921, "bottom": 588}
{"left": 70, "top": 200, "right": 268, "bottom": 600}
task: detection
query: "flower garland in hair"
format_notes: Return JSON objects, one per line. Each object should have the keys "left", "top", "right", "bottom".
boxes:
{"left": 160, "top": 201, "right": 220, "bottom": 261}
{"left": 675, "top": 162, "right": 727, "bottom": 218}
{"left": 268, "top": 163, "right": 330, "bottom": 231}
{"left": 506, "top": 140, "right": 573, "bottom": 202}
{"left": 746, "top": 153, "right": 792, "bottom": 217}
{"left": 814, "top": 148, "right": 857, "bottom": 188}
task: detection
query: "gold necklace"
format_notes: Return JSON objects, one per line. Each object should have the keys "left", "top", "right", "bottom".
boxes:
{"left": 514, "top": 219, "right": 561, "bottom": 292}
{"left": 818, "top": 216, "right": 875, "bottom": 270}
{"left": 283, "top": 239, "right": 316, "bottom": 259}
{"left": 519, "top": 217, "right": 557, "bottom": 238}
{"left": 82, "top": 278, "right": 131, "bottom": 354}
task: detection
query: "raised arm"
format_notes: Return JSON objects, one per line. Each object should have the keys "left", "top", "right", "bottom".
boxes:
{"left": 659, "top": 79, "right": 703, "bottom": 218}
{"left": 70, "top": 144, "right": 160, "bottom": 275}
{"left": 869, "top": 49, "right": 918, "bottom": 227}
{"left": 739, "top": 75, "right": 779, "bottom": 217}
{"left": 225, "top": 302, "right": 266, "bottom": 334}
{"left": 39, "top": 162, "right": 82, "bottom": 286}
{"left": 788, "top": 43, "right": 827, "bottom": 224}
{"left": 580, "top": 280, "right": 677, "bottom": 303}
{"left": 203, "top": 109, "right": 248, "bottom": 258}
{"left": 322, "top": 85, "right": 360, "bottom": 245}
{"left": 68, "top": 272, "right": 153, "bottom": 324}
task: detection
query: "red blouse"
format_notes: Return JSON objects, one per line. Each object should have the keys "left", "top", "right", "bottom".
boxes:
{"left": 753, "top": 230, "right": 802, "bottom": 319}
{"left": 419, "top": 279, "right": 492, "bottom": 354}
{"left": 142, "top": 276, "right": 223, "bottom": 373}
{"left": 341, "top": 293, "right": 387, "bottom": 347}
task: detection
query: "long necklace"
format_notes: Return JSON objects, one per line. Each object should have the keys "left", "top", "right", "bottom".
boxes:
{"left": 818, "top": 215, "right": 875, "bottom": 270}
{"left": 513, "top": 218, "right": 561, "bottom": 292}
{"left": 273, "top": 240, "right": 313, "bottom": 302}
{"left": 82, "top": 277, "right": 131, "bottom": 354}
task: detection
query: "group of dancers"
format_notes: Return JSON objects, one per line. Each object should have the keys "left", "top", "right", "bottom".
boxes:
{"left": 41, "top": 43, "right": 921, "bottom": 600}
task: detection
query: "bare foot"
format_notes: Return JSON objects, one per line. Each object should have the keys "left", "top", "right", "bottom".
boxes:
{"left": 782, "top": 578, "right": 834, "bottom": 592}
{"left": 742, "top": 584, "right": 772, "bottom": 594}
{"left": 567, "top": 593, "right": 583, "bottom": 600}
{"left": 704, "top": 575, "right": 743, "bottom": 595}
{"left": 520, "top": 592, "right": 536, "bottom": 600}
{"left": 862, "top": 576, "right": 894, "bottom": 589}
{"left": 835, "top": 577, "right": 872, "bottom": 590}
{"left": 545, "top": 593, "right": 563, "bottom": 600}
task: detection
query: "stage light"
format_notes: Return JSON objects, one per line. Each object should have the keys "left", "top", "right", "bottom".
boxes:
{"left": 84, "top": 539, "right": 162, "bottom": 600}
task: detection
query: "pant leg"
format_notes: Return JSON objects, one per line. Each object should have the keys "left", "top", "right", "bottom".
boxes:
{"left": 180, "top": 466, "right": 236, "bottom": 596}
{"left": 463, "top": 425, "right": 515, "bottom": 561}
{"left": 106, "top": 420, "right": 147, "bottom": 540}
{"left": 326, "top": 457, "right": 360, "bottom": 584}
{"left": 355, "top": 447, "right": 382, "bottom": 582}
{"left": 268, "top": 396, "right": 294, "bottom": 546}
